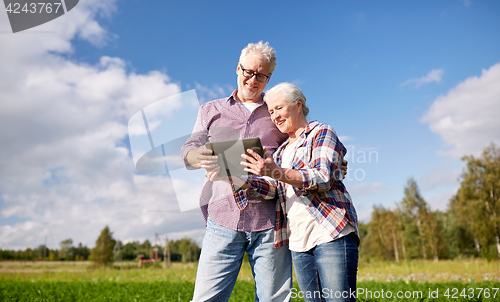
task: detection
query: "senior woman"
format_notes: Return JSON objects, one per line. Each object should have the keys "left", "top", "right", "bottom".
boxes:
{"left": 234, "top": 82, "right": 359, "bottom": 302}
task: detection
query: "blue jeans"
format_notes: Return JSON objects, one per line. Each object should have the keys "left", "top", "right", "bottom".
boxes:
{"left": 291, "top": 234, "right": 358, "bottom": 302}
{"left": 192, "top": 217, "right": 292, "bottom": 302}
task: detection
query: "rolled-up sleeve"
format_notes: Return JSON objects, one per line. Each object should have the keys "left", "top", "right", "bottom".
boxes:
{"left": 297, "top": 125, "right": 346, "bottom": 193}
{"left": 233, "top": 175, "right": 277, "bottom": 210}
{"left": 180, "top": 106, "right": 208, "bottom": 170}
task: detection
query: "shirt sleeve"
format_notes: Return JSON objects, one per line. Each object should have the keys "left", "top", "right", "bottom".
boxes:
{"left": 233, "top": 175, "right": 278, "bottom": 210}
{"left": 296, "top": 124, "right": 346, "bottom": 193}
{"left": 180, "top": 105, "right": 208, "bottom": 170}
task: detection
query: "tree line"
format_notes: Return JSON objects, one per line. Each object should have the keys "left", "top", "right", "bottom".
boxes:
{"left": 0, "top": 239, "right": 91, "bottom": 261}
{"left": 118, "top": 237, "right": 201, "bottom": 262}
{"left": 0, "top": 226, "right": 201, "bottom": 266}
{"left": 359, "top": 143, "right": 500, "bottom": 261}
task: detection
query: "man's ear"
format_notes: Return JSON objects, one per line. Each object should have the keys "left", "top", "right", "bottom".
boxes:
{"left": 236, "top": 62, "right": 240, "bottom": 76}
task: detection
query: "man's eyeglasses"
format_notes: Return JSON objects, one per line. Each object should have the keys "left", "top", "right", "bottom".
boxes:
{"left": 239, "top": 64, "right": 271, "bottom": 82}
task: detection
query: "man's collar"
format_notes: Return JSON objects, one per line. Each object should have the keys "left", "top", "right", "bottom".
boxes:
{"left": 227, "top": 89, "right": 239, "bottom": 103}
{"left": 229, "top": 89, "right": 265, "bottom": 104}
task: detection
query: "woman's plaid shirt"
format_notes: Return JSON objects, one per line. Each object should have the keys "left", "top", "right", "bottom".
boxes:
{"left": 234, "top": 121, "right": 359, "bottom": 248}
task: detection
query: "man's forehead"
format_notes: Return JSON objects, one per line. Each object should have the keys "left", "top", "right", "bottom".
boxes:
{"left": 240, "top": 53, "right": 271, "bottom": 72}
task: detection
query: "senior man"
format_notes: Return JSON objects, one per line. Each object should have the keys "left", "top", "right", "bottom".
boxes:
{"left": 181, "top": 41, "right": 292, "bottom": 302}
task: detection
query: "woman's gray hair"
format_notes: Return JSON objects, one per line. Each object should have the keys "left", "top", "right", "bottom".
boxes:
{"left": 264, "top": 82, "right": 310, "bottom": 117}
{"left": 240, "top": 41, "right": 277, "bottom": 74}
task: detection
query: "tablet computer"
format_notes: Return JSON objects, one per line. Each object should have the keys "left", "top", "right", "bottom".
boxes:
{"left": 205, "top": 137, "right": 264, "bottom": 177}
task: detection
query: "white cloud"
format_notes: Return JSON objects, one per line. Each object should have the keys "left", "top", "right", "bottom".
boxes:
{"left": 338, "top": 136, "right": 353, "bottom": 142}
{"left": 348, "top": 182, "right": 384, "bottom": 198}
{"left": 0, "top": 0, "right": 207, "bottom": 250}
{"left": 402, "top": 69, "right": 444, "bottom": 87}
{"left": 356, "top": 209, "right": 372, "bottom": 223}
{"left": 423, "top": 190, "right": 456, "bottom": 212}
{"left": 0, "top": 174, "right": 206, "bottom": 249}
{"left": 419, "top": 162, "right": 461, "bottom": 192}
{"left": 418, "top": 161, "right": 462, "bottom": 211}
{"left": 422, "top": 63, "right": 500, "bottom": 157}
{"left": 190, "top": 82, "right": 233, "bottom": 104}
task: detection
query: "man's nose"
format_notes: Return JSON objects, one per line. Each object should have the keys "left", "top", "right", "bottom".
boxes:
{"left": 247, "top": 74, "right": 258, "bottom": 84}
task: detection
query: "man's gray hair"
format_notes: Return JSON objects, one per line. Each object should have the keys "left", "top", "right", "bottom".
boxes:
{"left": 264, "top": 82, "right": 310, "bottom": 117}
{"left": 240, "top": 41, "right": 277, "bottom": 74}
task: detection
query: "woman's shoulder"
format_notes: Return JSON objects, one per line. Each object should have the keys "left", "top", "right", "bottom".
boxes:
{"left": 306, "top": 121, "right": 336, "bottom": 135}
{"left": 307, "top": 121, "right": 346, "bottom": 154}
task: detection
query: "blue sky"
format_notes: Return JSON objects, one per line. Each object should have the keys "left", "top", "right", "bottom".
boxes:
{"left": 1, "top": 0, "right": 499, "bottom": 249}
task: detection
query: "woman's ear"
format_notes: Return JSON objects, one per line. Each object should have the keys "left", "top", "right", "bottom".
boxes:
{"left": 297, "top": 98, "right": 303, "bottom": 111}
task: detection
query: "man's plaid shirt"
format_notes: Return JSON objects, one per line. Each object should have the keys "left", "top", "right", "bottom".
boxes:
{"left": 234, "top": 121, "right": 359, "bottom": 248}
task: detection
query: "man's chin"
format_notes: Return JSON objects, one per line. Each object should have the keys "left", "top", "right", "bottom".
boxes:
{"left": 241, "top": 90, "right": 261, "bottom": 100}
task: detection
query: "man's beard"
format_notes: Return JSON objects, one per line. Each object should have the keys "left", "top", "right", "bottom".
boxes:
{"left": 241, "top": 87, "right": 261, "bottom": 100}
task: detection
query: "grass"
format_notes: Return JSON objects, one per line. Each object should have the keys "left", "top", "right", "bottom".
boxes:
{"left": 0, "top": 261, "right": 199, "bottom": 283}
{"left": 1, "top": 280, "right": 500, "bottom": 301}
{"left": 357, "top": 258, "right": 500, "bottom": 282}
{"left": 1, "top": 259, "right": 499, "bottom": 301}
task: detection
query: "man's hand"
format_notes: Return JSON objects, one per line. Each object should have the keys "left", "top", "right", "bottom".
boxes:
{"left": 186, "top": 145, "right": 219, "bottom": 171}
{"left": 206, "top": 166, "right": 223, "bottom": 181}
{"left": 341, "top": 159, "right": 348, "bottom": 179}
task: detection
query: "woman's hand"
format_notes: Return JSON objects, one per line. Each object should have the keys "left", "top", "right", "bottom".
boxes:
{"left": 341, "top": 159, "right": 348, "bottom": 179}
{"left": 241, "top": 146, "right": 282, "bottom": 178}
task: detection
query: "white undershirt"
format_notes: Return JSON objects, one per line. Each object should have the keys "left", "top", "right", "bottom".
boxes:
{"left": 241, "top": 101, "right": 263, "bottom": 114}
{"left": 281, "top": 139, "right": 355, "bottom": 252}
{"left": 233, "top": 101, "right": 264, "bottom": 185}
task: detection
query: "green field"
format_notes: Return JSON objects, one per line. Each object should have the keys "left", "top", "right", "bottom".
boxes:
{"left": 1, "top": 259, "right": 499, "bottom": 301}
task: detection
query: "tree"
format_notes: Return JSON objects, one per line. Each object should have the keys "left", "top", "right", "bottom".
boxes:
{"left": 438, "top": 205, "right": 475, "bottom": 259}
{"left": 455, "top": 143, "right": 500, "bottom": 259}
{"left": 141, "top": 239, "right": 152, "bottom": 258}
{"left": 121, "top": 241, "right": 140, "bottom": 260}
{"left": 394, "top": 206, "right": 407, "bottom": 261}
{"left": 113, "top": 241, "right": 123, "bottom": 262}
{"left": 364, "top": 205, "right": 402, "bottom": 261}
{"left": 90, "top": 226, "right": 116, "bottom": 266}
{"left": 399, "top": 178, "right": 445, "bottom": 260}
{"left": 424, "top": 210, "right": 446, "bottom": 261}
{"left": 36, "top": 245, "right": 48, "bottom": 260}
{"left": 357, "top": 222, "right": 372, "bottom": 261}
{"left": 74, "top": 243, "right": 91, "bottom": 261}
{"left": 168, "top": 238, "right": 201, "bottom": 262}
{"left": 59, "top": 238, "right": 73, "bottom": 260}
{"left": 399, "top": 178, "right": 428, "bottom": 259}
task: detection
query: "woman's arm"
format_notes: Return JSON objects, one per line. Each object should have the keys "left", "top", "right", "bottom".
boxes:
{"left": 297, "top": 124, "right": 346, "bottom": 192}
{"left": 232, "top": 175, "right": 278, "bottom": 210}
{"left": 242, "top": 124, "right": 346, "bottom": 192}
{"left": 242, "top": 146, "right": 305, "bottom": 188}
{"left": 241, "top": 149, "right": 303, "bottom": 188}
